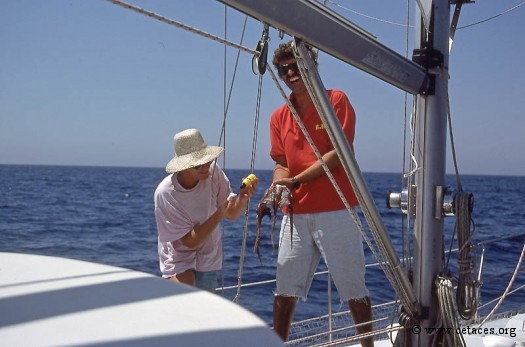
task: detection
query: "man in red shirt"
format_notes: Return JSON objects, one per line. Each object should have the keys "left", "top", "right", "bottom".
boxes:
{"left": 269, "top": 41, "right": 373, "bottom": 346}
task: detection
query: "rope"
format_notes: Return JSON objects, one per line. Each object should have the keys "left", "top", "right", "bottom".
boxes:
{"left": 326, "top": 0, "right": 525, "bottom": 32}
{"left": 219, "top": 5, "right": 229, "bottom": 297}
{"left": 478, "top": 240, "right": 525, "bottom": 326}
{"left": 326, "top": 0, "right": 413, "bottom": 28}
{"left": 478, "top": 283, "right": 525, "bottom": 310}
{"left": 445, "top": 80, "right": 464, "bottom": 192}
{"left": 218, "top": 16, "right": 249, "bottom": 149}
{"left": 233, "top": 53, "right": 266, "bottom": 304}
{"left": 455, "top": 192, "right": 477, "bottom": 320}
{"left": 436, "top": 275, "right": 467, "bottom": 347}
{"left": 215, "top": 8, "right": 250, "bottom": 297}
{"left": 105, "top": 0, "right": 257, "bottom": 55}
{"left": 457, "top": 2, "right": 525, "bottom": 29}
{"left": 233, "top": 26, "right": 268, "bottom": 303}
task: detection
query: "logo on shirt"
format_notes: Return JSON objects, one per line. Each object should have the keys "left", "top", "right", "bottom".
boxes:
{"left": 315, "top": 123, "right": 325, "bottom": 131}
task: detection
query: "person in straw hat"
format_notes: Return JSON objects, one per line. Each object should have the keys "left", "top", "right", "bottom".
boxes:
{"left": 154, "top": 128, "right": 258, "bottom": 292}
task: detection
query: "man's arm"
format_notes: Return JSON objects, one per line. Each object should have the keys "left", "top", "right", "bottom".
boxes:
{"left": 273, "top": 150, "right": 341, "bottom": 190}
{"left": 223, "top": 178, "right": 258, "bottom": 220}
{"left": 273, "top": 156, "right": 290, "bottom": 181}
{"left": 177, "top": 202, "right": 227, "bottom": 249}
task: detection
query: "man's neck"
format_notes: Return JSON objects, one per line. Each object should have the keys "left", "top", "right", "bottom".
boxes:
{"left": 292, "top": 91, "right": 313, "bottom": 117}
{"left": 175, "top": 172, "right": 199, "bottom": 190}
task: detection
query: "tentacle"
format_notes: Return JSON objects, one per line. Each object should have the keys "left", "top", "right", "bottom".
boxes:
{"left": 270, "top": 205, "right": 278, "bottom": 251}
{"left": 255, "top": 203, "right": 271, "bottom": 264}
{"left": 254, "top": 215, "right": 262, "bottom": 263}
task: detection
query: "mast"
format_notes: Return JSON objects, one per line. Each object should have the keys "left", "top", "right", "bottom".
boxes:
{"left": 411, "top": 0, "right": 450, "bottom": 345}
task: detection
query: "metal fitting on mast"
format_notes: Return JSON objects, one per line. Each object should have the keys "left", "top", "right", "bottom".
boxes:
{"left": 387, "top": 186, "right": 417, "bottom": 217}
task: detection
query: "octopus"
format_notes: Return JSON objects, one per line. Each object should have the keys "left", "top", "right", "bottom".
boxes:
{"left": 254, "top": 184, "right": 292, "bottom": 264}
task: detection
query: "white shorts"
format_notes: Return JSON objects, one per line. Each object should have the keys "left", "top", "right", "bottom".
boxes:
{"left": 275, "top": 209, "right": 369, "bottom": 301}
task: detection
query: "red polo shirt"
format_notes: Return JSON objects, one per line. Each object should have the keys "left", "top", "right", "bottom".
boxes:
{"left": 269, "top": 89, "right": 359, "bottom": 214}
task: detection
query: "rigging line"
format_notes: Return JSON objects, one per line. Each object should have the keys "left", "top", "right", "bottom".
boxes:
{"left": 400, "top": 0, "right": 411, "bottom": 270}
{"left": 400, "top": 99, "right": 419, "bottom": 273}
{"left": 234, "top": 73, "right": 264, "bottom": 303}
{"left": 250, "top": 76, "right": 264, "bottom": 172}
{"left": 218, "top": 9, "right": 249, "bottom": 297}
{"left": 443, "top": 69, "right": 467, "bottom": 273}
{"left": 234, "top": 210, "right": 250, "bottom": 303}
{"left": 105, "top": 0, "right": 257, "bottom": 55}
{"left": 445, "top": 71, "right": 464, "bottom": 192}
{"left": 477, "top": 283, "right": 525, "bottom": 310}
{"left": 291, "top": 314, "right": 400, "bottom": 345}
{"left": 308, "top": 326, "right": 404, "bottom": 347}
{"left": 326, "top": 0, "right": 414, "bottom": 28}
{"left": 403, "top": 102, "right": 421, "bottom": 180}
{"left": 218, "top": 16, "right": 249, "bottom": 149}
{"left": 457, "top": 2, "right": 525, "bottom": 30}
{"left": 219, "top": 5, "right": 228, "bottom": 297}
{"left": 478, "top": 240, "right": 525, "bottom": 327}
{"left": 234, "top": 24, "right": 268, "bottom": 302}
{"left": 221, "top": 6, "right": 228, "bottom": 153}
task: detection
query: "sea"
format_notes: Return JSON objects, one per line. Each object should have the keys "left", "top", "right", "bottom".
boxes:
{"left": 1, "top": 164, "right": 524, "bottom": 325}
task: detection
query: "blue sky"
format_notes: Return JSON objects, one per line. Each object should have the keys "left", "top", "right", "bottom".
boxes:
{"left": 1, "top": 0, "right": 524, "bottom": 176}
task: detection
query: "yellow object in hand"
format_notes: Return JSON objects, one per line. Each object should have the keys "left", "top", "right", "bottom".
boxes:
{"left": 240, "top": 173, "right": 257, "bottom": 188}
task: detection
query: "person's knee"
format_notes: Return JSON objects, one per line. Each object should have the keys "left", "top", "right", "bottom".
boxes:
{"left": 174, "top": 269, "right": 196, "bottom": 286}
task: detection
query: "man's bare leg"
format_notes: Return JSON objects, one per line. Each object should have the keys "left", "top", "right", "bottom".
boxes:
{"left": 349, "top": 296, "right": 374, "bottom": 347}
{"left": 273, "top": 295, "right": 298, "bottom": 341}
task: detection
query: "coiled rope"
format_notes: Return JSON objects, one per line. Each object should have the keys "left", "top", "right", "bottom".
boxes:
{"left": 436, "top": 275, "right": 467, "bottom": 347}
{"left": 454, "top": 192, "right": 477, "bottom": 320}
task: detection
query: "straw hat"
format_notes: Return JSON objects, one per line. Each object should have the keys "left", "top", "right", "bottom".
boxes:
{"left": 165, "top": 129, "right": 224, "bottom": 173}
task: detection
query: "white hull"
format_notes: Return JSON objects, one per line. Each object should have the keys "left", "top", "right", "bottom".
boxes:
{"left": 0, "top": 252, "right": 284, "bottom": 346}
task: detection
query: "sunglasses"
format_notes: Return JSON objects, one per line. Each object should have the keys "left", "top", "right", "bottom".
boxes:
{"left": 276, "top": 62, "right": 300, "bottom": 76}
{"left": 193, "top": 161, "right": 212, "bottom": 170}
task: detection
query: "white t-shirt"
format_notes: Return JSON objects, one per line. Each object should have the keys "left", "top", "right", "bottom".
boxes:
{"left": 154, "top": 163, "right": 232, "bottom": 277}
